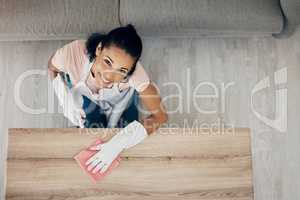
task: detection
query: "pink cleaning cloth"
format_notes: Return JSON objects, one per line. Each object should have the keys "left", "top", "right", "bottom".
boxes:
{"left": 74, "top": 139, "right": 121, "bottom": 183}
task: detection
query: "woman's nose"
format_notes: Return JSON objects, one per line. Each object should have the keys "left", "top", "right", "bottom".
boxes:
{"left": 103, "top": 72, "right": 115, "bottom": 83}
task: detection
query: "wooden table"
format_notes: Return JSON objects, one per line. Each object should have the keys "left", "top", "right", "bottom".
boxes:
{"left": 5, "top": 128, "right": 253, "bottom": 200}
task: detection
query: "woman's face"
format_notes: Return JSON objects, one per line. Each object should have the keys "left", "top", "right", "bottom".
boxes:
{"left": 92, "top": 44, "right": 136, "bottom": 88}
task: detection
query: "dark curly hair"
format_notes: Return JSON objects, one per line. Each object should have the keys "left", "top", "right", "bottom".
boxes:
{"left": 85, "top": 24, "right": 142, "bottom": 77}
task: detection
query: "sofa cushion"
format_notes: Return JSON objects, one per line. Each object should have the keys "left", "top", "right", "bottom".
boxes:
{"left": 120, "top": 0, "right": 284, "bottom": 37}
{"left": 0, "top": 0, "right": 120, "bottom": 41}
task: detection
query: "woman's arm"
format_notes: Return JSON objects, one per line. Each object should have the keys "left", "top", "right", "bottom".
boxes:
{"left": 48, "top": 53, "right": 61, "bottom": 80}
{"left": 48, "top": 53, "right": 71, "bottom": 88}
{"left": 84, "top": 82, "right": 168, "bottom": 173}
{"left": 139, "top": 82, "right": 168, "bottom": 134}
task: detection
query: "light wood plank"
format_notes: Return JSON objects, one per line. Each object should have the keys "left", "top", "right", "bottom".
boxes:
{"left": 6, "top": 157, "right": 253, "bottom": 199}
{"left": 6, "top": 188, "right": 253, "bottom": 200}
{"left": 8, "top": 128, "right": 251, "bottom": 159}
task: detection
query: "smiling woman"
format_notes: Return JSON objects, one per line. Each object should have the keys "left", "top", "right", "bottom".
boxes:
{"left": 48, "top": 24, "right": 168, "bottom": 174}
{"left": 49, "top": 24, "right": 166, "bottom": 127}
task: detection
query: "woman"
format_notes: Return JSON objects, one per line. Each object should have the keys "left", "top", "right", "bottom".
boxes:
{"left": 48, "top": 24, "right": 168, "bottom": 174}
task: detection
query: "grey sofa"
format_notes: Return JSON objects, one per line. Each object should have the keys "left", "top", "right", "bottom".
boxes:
{"left": 0, "top": 0, "right": 298, "bottom": 40}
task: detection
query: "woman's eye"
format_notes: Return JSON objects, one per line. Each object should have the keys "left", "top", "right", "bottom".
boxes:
{"left": 104, "top": 59, "right": 111, "bottom": 66}
{"left": 119, "top": 69, "right": 127, "bottom": 75}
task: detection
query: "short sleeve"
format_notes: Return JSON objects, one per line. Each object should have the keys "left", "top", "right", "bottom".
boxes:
{"left": 128, "top": 61, "right": 150, "bottom": 92}
{"left": 51, "top": 39, "right": 88, "bottom": 84}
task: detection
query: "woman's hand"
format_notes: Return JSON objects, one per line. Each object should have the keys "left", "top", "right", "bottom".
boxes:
{"left": 73, "top": 108, "right": 86, "bottom": 128}
{"left": 52, "top": 75, "right": 85, "bottom": 127}
{"left": 85, "top": 120, "right": 148, "bottom": 173}
{"left": 85, "top": 139, "right": 123, "bottom": 174}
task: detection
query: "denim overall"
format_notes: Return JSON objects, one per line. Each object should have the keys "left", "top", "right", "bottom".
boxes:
{"left": 61, "top": 60, "right": 139, "bottom": 128}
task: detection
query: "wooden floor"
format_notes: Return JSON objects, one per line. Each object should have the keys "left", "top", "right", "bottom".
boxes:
{"left": 6, "top": 128, "right": 253, "bottom": 200}
{"left": 1, "top": 29, "right": 300, "bottom": 200}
